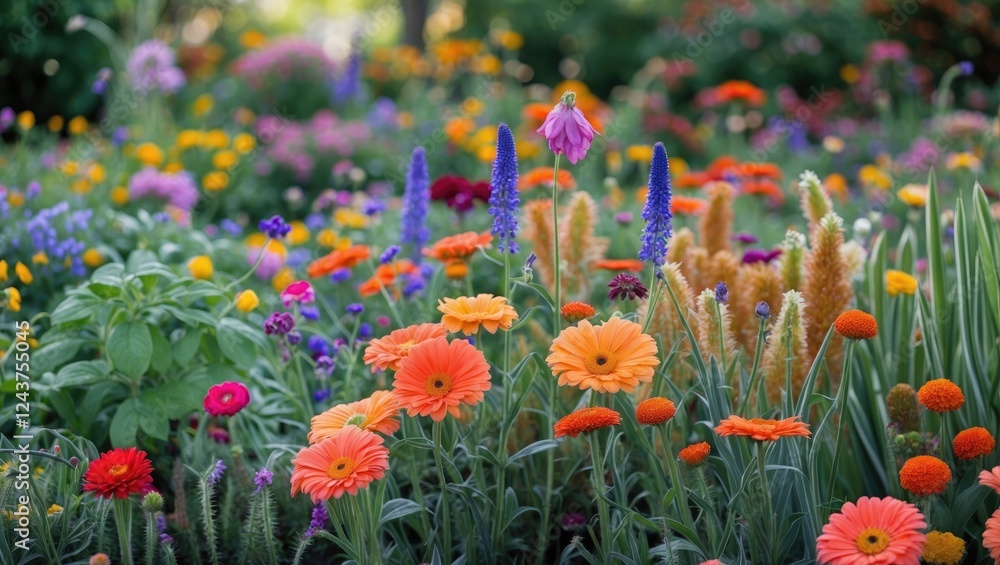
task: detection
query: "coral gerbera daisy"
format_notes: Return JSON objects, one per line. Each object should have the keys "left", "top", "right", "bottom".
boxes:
{"left": 392, "top": 337, "right": 492, "bottom": 421}
{"left": 308, "top": 390, "right": 400, "bottom": 444}
{"left": 635, "top": 397, "right": 676, "bottom": 426}
{"left": 985, "top": 509, "right": 1000, "bottom": 562}
{"left": 816, "top": 496, "right": 926, "bottom": 565}
{"left": 547, "top": 316, "right": 659, "bottom": 394}
{"left": 917, "top": 379, "right": 964, "bottom": 413}
{"left": 833, "top": 309, "right": 878, "bottom": 340}
{"left": 437, "top": 294, "right": 518, "bottom": 335}
{"left": 899, "top": 455, "right": 951, "bottom": 496}
{"left": 679, "top": 442, "right": 711, "bottom": 467}
{"left": 714, "top": 415, "right": 811, "bottom": 441}
{"left": 306, "top": 244, "right": 371, "bottom": 278}
{"left": 422, "top": 231, "right": 493, "bottom": 262}
{"left": 978, "top": 465, "right": 1000, "bottom": 494}
{"left": 592, "top": 258, "right": 645, "bottom": 272}
{"left": 952, "top": 427, "right": 996, "bottom": 460}
{"left": 553, "top": 407, "right": 621, "bottom": 438}
{"left": 82, "top": 447, "right": 155, "bottom": 499}
{"left": 290, "top": 426, "right": 389, "bottom": 502}
{"left": 921, "top": 530, "right": 965, "bottom": 565}
{"left": 363, "top": 323, "right": 446, "bottom": 372}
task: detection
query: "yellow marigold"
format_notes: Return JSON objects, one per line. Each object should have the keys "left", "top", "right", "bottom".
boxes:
{"left": 7, "top": 191, "right": 24, "bottom": 207}
{"left": 946, "top": 152, "right": 982, "bottom": 172}
{"left": 4, "top": 287, "right": 22, "bottom": 312}
{"left": 71, "top": 179, "right": 91, "bottom": 195}
{"left": 67, "top": 115, "right": 88, "bottom": 135}
{"left": 0, "top": 260, "right": 7, "bottom": 281}
{"left": 239, "top": 30, "right": 268, "bottom": 49}
{"left": 88, "top": 164, "right": 106, "bottom": 183}
{"left": 516, "top": 140, "right": 541, "bottom": 160}
{"left": 47, "top": 115, "right": 64, "bottom": 132}
{"left": 110, "top": 186, "right": 130, "bottom": 206}
{"left": 476, "top": 145, "right": 496, "bottom": 163}
{"left": 917, "top": 379, "right": 964, "bottom": 413}
{"left": 193, "top": 94, "right": 214, "bottom": 116}
{"left": 203, "top": 171, "right": 229, "bottom": 192}
{"left": 15, "top": 262, "right": 32, "bottom": 284}
{"left": 16, "top": 111, "right": 35, "bottom": 129}
{"left": 233, "top": 133, "right": 256, "bottom": 154}
{"left": 212, "top": 150, "right": 238, "bottom": 170}
{"left": 921, "top": 530, "right": 965, "bottom": 565}
{"left": 201, "top": 129, "right": 229, "bottom": 149}
{"left": 287, "top": 221, "right": 310, "bottom": 245}
{"left": 82, "top": 249, "right": 103, "bottom": 267}
{"left": 176, "top": 130, "right": 202, "bottom": 149}
{"left": 187, "top": 256, "right": 213, "bottom": 280}
{"left": 952, "top": 427, "right": 995, "bottom": 460}
{"left": 272, "top": 267, "right": 295, "bottom": 292}
{"left": 438, "top": 294, "right": 518, "bottom": 335}
{"left": 162, "top": 162, "right": 184, "bottom": 174}
{"left": 135, "top": 142, "right": 164, "bottom": 167}
{"left": 234, "top": 290, "right": 260, "bottom": 312}
{"left": 625, "top": 144, "right": 654, "bottom": 163}
{"left": 899, "top": 455, "right": 951, "bottom": 496}
{"left": 858, "top": 164, "right": 892, "bottom": 190}
{"left": 31, "top": 252, "right": 48, "bottom": 265}
{"left": 897, "top": 184, "right": 928, "bottom": 207}
{"left": 885, "top": 269, "right": 918, "bottom": 296}
{"left": 334, "top": 209, "right": 368, "bottom": 229}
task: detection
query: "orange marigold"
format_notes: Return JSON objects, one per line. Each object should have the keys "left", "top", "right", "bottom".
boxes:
{"left": 674, "top": 171, "right": 712, "bottom": 189}
{"left": 592, "top": 258, "right": 645, "bottom": 272}
{"left": 518, "top": 167, "right": 576, "bottom": 191}
{"left": 438, "top": 294, "right": 519, "bottom": 335}
{"left": 899, "top": 455, "right": 951, "bottom": 496}
{"left": 561, "top": 301, "right": 596, "bottom": 323}
{"left": 671, "top": 195, "right": 708, "bottom": 215}
{"left": 357, "top": 260, "right": 420, "bottom": 298}
{"left": 635, "top": 397, "right": 676, "bottom": 426}
{"left": 363, "top": 323, "right": 446, "bottom": 372}
{"left": 713, "top": 80, "right": 766, "bottom": 107}
{"left": 678, "top": 442, "right": 711, "bottom": 467}
{"left": 738, "top": 162, "right": 782, "bottom": 179}
{"left": 422, "top": 231, "right": 493, "bottom": 262}
{"left": 917, "top": 379, "right": 964, "bottom": 413}
{"left": 714, "top": 415, "right": 811, "bottom": 441}
{"left": 952, "top": 427, "right": 995, "bottom": 460}
{"left": 307, "top": 245, "right": 371, "bottom": 278}
{"left": 553, "top": 407, "right": 621, "bottom": 438}
{"left": 833, "top": 309, "right": 878, "bottom": 340}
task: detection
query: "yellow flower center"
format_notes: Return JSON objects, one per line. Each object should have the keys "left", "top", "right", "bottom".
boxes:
{"left": 584, "top": 351, "right": 619, "bottom": 375}
{"left": 424, "top": 372, "right": 453, "bottom": 397}
{"left": 108, "top": 464, "right": 129, "bottom": 477}
{"left": 856, "top": 527, "right": 890, "bottom": 555}
{"left": 327, "top": 456, "right": 356, "bottom": 480}
{"left": 397, "top": 340, "right": 417, "bottom": 354}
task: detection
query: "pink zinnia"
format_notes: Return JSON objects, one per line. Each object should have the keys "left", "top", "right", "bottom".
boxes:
{"left": 204, "top": 381, "right": 251, "bottom": 416}
{"left": 536, "top": 91, "right": 598, "bottom": 164}
{"left": 816, "top": 496, "right": 926, "bottom": 565}
{"left": 281, "top": 280, "right": 315, "bottom": 307}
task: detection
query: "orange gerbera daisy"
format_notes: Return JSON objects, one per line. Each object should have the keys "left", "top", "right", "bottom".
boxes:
{"left": 714, "top": 415, "right": 811, "bottom": 441}
{"left": 635, "top": 397, "right": 676, "bottom": 426}
{"left": 522, "top": 102, "right": 552, "bottom": 127}
{"left": 363, "top": 323, "right": 446, "bottom": 372}
{"left": 979, "top": 465, "right": 1000, "bottom": 494}
{"left": 307, "top": 245, "right": 371, "bottom": 278}
{"left": 357, "top": 260, "right": 420, "bottom": 298}
{"left": 561, "top": 301, "right": 595, "bottom": 323}
{"left": 678, "top": 442, "right": 711, "bottom": 466}
{"left": 291, "top": 426, "right": 389, "bottom": 502}
{"left": 437, "top": 294, "right": 518, "bottom": 335}
{"left": 917, "top": 379, "right": 964, "bottom": 413}
{"left": 671, "top": 195, "right": 708, "bottom": 215}
{"left": 518, "top": 166, "right": 576, "bottom": 191}
{"left": 713, "top": 80, "right": 766, "bottom": 107}
{"left": 553, "top": 407, "right": 621, "bottom": 438}
{"left": 738, "top": 162, "right": 782, "bottom": 179}
{"left": 985, "top": 510, "right": 1000, "bottom": 562}
{"left": 308, "top": 390, "right": 400, "bottom": 444}
{"left": 592, "top": 258, "right": 645, "bottom": 272}
{"left": 833, "top": 309, "right": 879, "bottom": 340}
{"left": 899, "top": 455, "right": 951, "bottom": 496}
{"left": 707, "top": 155, "right": 740, "bottom": 179}
{"left": 422, "top": 231, "right": 493, "bottom": 262}
{"left": 392, "top": 337, "right": 491, "bottom": 421}
{"left": 952, "top": 427, "right": 995, "bottom": 460}
{"left": 741, "top": 179, "right": 785, "bottom": 204}
{"left": 547, "top": 316, "right": 659, "bottom": 394}
{"left": 816, "top": 496, "right": 926, "bottom": 565}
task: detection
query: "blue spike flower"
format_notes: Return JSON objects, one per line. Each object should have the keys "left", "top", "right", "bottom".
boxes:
{"left": 488, "top": 123, "right": 520, "bottom": 254}
{"left": 638, "top": 142, "right": 673, "bottom": 270}
{"left": 400, "top": 147, "right": 430, "bottom": 255}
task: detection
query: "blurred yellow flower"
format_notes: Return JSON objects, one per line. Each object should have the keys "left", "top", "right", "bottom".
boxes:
{"left": 0, "top": 260, "right": 7, "bottom": 281}
{"left": 188, "top": 256, "right": 214, "bottom": 280}
{"left": 70, "top": 179, "right": 91, "bottom": 195}
{"left": 886, "top": 269, "right": 918, "bottom": 296}
{"left": 31, "top": 252, "right": 48, "bottom": 265}
{"left": 47, "top": 115, "right": 64, "bottom": 132}
{"left": 4, "top": 287, "right": 21, "bottom": 312}
{"left": 670, "top": 157, "right": 689, "bottom": 176}
{"left": 824, "top": 173, "right": 848, "bottom": 201}
{"left": 17, "top": 111, "right": 35, "bottom": 129}
{"left": 136, "top": 143, "right": 164, "bottom": 167}
{"left": 212, "top": 150, "right": 238, "bottom": 170}
{"left": 822, "top": 136, "right": 844, "bottom": 153}
{"left": 493, "top": 30, "right": 524, "bottom": 50}
{"left": 201, "top": 129, "right": 229, "bottom": 149}
{"left": 7, "top": 191, "right": 24, "bottom": 207}
{"left": 239, "top": 30, "right": 268, "bottom": 49}
{"left": 625, "top": 145, "right": 654, "bottom": 163}
{"left": 606, "top": 150, "right": 622, "bottom": 173}
{"left": 67, "top": 115, "right": 88, "bottom": 135}
{"left": 46, "top": 504, "right": 62, "bottom": 516}
{"left": 246, "top": 233, "right": 288, "bottom": 258}
{"left": 235, "top": 290, "right": 260, "bottom": 312}
{"left": 477, "top": 145, "right": 496, "bottom": 163}
{"left": 316, "top": 229, "right": 351, "bottom": 250}
{"left": 61, "top": 160, "right": 78, "bottom": 175}
{"left": 397, "top": 112, "right": 414, "bottom": 129}
{"left": 162, "top": 162, "right": 184, "bottom": 174}
{"left": 203, "top": 171, "right": 229, "bottom": 192}
{"left": 234, "top": 107, "right": 255, "bottom": 125}
{"left": 110, "top": 186, "right": 130, "bottom": 206}
{"left": 82, "top": 249, "right": 103, "bottom": 267}
{"left": 15, "top": 262, "right": 32, "bottom": 284}
{"left": 946, "top": 152, "right": 982, "bottom": 172}
{"left": 233, "top": 133, "right": 256, "bottom": 154}
{"left": 461, "top": 97, "right": 484, "bottom": 116}
{"left": 89, "top": 163, "right": 106, "bottom": 183}
{"left": 474, "top": 55, "right": 502, "bottom": 75}
{"left": 516, "top": 140, "right": 540, "bottom": 160}
{"left": 193, "top": 94, "right": 214, "bottom": 117}
{"left": 859, "top": 164, "right": 892, "bottom": 190}
{"left": 272, "top": 267, "right": 295, "bottom": 292}
{"left": 444, "top": 117, "right": 475, "bottom": 145}
{"left": 287, "top": 221, "right": 310, "bottom": 245}
{"left": 334, "top": 208, "right": 369, "bottom": 229}
{"left": 468, "top": 125, "right": 497, "bottom": 150}
{"left": 840, "top": 64, "right": 860, "bottom": 84}
{"left": 897, "top": 184, "right": 928, "bottom": 207}
{"left": 176, "top": 130, "right": 202, "bottom": 149}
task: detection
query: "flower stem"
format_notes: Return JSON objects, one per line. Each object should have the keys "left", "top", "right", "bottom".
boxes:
{"left": 658, "top": 425, "right": 696, "bottom": 535}
{"left": 112, "top": 497, "right": 135, "bottom": 565}
{"left": 590, "top": 430, "right": 612, "bottom": 562}
{"left": 551, "top": 153, "right": 562, "bottom": 332}
{"left": 827, "top": 339, "right": 856, "bottom": 500}
{"left": 493, "top": 249, "right": 513, "bottom": 552}
{"left": 433, "top": 421, "right": 451, "bottom": 559}
{"left": 738, "top": 318, "right": 769, "bottom": 417}
{"left": 144, "top": 510, "right": 157, "bottom": 565}
{"left": 756, "top": 442, "right": 775, "bottom": 565}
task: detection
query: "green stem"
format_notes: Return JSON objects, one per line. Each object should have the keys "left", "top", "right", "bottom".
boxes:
{"left": 738, "top": 319, "right": 769, "bottom": 417}
{"left": 658, "top": 425, "right": 696, "bottom": 535}
{"left": 551, "top": 153, "right": 562, "bottom": 333}
{"left": 261, "top": 491, "right": 279, "bottom": 565}
{"left": 590, "top": 430, "right": 612, "bottom": 563}
{"left": 642, "top": 270, "right": 661, "bottom": 333}
{"left": 433, "top": 421, "right": 451, "bottom": 558}
{"left": 714, "top": 300, "right": 728, "bottom": 373}
{"left": 694, "top": 467, "right": 721, "bottom": 556}
{"left": 494, "top": 250, "right": 513, "bottom": 551}
{"left": 144, "top": 511, "right": 157, "bottom": 565}
{"left": 756, "top": 442, "right": 774, "bottom": 565}
{"left": 225, "top": 236, "right": 269, "bottom": 291}
{"left": 827, "top": 339, "right": 856, "bottom": 500}
{"left": 112, "top": 498, "right": 135, "bottom": 565}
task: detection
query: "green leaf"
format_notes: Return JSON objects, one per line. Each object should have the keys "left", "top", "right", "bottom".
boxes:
{"left": 379, "top": 499, "right": 424, "bottom": 525}
{"left": 162, "top": 305, "right": 218, "bottom": 327}
{"left": 107, "top": 321, "right": 152, "bottom": 379}
{"left": 507, "top": 439, "right": 558, "bottom": 466}
{"left": 110, "top": 398, "right": 141, "bottom": 447}
{"left": 32, "top": 338, "right": 88, "bottom": 374}
{"left": 55, "top": 360, "right": 110, "bottom": 387}
{"left": 50, "top": 295, "right": 99, "bottom": 325}
{"left": 148, "top": 325, "right": 173, "bottom": 374}
{"left": 174, "top": 327, "right": 204, "bottom": 366}
{"left": 88, "top": 281, "right": 121, "bottom": 299}
{"left": 216, "top": 318, "right": 261, "bottom": 369}
{"left": 137, "top": 399, "right": 169, "bottom": 440}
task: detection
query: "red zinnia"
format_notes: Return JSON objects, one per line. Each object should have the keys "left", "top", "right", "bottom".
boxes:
{"left": 204, "top": 381, "right": 251, "bottom": 416}
{"left": 82, "top": 447, "right": 154, "bottom": 499}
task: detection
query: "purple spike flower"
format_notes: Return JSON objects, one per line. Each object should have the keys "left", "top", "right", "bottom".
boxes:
{"left": 488, "top": 123, "right": 520, "bottom": 254}
{"left": 400, "top": 147, "right": 430, "bottom": 254}
{"left": 207, "top": 460, "right": 226, "bottom": 485}
{"left": 304, "top": 503, "right": 329, "bottom": 538}
{"left": 714, "top": 282, "right": 729, "bottom": 303}
{"left": 380, "top": 245, "right": 400, "bottom": 264}
{"left": 638, "top": 142, "right": 672, "bottom": 270}
{"left": 254, "top": 467, "right": 273, "bottom": 492}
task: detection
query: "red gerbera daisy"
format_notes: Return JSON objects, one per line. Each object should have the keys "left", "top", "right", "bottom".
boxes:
{"left": 82, "top": 447, "right": 155, "bottom": 499}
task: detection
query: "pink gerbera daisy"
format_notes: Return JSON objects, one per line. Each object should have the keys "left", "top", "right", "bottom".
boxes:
{"left": 985, "top": 509, "right": 1000, "bottom": 562}
{"left": 978, "top": 465, "right": 1000, "bottom": 495}
{"left": 816, "top": 496, "right": 926, "bottom": 565}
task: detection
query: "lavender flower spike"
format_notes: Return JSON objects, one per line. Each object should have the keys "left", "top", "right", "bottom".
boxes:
{"left": 488, "top": 123, "right": 520, "bottom": 254}
{"left": 400, "top": 147, "right": 430, "bottom": 255}
{"left": 638, "top": 142, "right": 673, "bottom": 270}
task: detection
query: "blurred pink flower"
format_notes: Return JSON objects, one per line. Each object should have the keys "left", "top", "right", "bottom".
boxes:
{"left": 281, "top": 280, "right": 315, "bottom": 307}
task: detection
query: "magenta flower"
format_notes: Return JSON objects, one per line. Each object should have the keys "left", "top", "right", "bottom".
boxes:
{"left": 536, "top": 91, "right": 598, "bottom": 164}
{"left": 281, "top": 280, "right": 315, "bottom": 307}
{"left": 203, "top": 382, "right": 251, "bottom": 416}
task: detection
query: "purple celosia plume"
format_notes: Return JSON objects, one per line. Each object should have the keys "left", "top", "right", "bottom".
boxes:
{"left": 638, "top": 142, "right": 673, "bottom": 271}
{"left": 488, "top": 123, "right": 520, "bottom": 254}
{"left": 399, "top": 147, "right": 430, "bottom": 255}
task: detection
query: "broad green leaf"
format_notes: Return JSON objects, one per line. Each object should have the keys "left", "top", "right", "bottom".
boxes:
{"left": 107, "top": 321, "right": 152, "bottom": 379}
{"left": 32, "top": 338, "right": 88, "bottom": 374}
{"left": 110, "top": 398, "right": 141, "bottom": 447}
{"left": 379, "top": 499, "right": 424, "bottom": 525}
{"left": 216, "top": 318, "right": 260, "bottom": 369}
{"left": 56, "top": 360, "right": 110, "bottom": 387}
{"left": 148, "top": 324, "right": 173, "bottom": 373}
